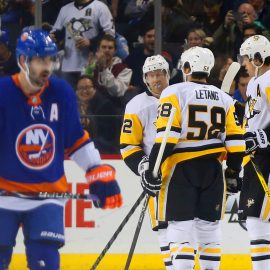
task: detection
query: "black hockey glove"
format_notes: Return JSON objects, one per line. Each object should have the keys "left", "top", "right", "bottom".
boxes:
{"left": 244, "top": 129, "right": 269, "bottom": 154}
{"left": 138, "top": 156, "right": 162, "bottom": 197}
{"left": 225, "top": 167, "right": 242, "bottom": 194}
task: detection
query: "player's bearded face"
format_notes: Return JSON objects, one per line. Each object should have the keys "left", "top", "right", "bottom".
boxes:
{"left": 146, "top": 70, "right": 168, "bottom": 95}
{"left": 28, "top": 56, "right": 54, "bottom": 88}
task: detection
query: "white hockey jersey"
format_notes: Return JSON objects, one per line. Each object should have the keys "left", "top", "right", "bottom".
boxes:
{"left": 244, "top": 70, "right": 270, "bottom": 132}
{"left": 120, "top": 91, "right": 158, "bottom": 159}
{"left": 155, "top": 81, "right": 246, "bottom": 164}
{"left": 53, "top": 0, "right": 115, "bottom": 72}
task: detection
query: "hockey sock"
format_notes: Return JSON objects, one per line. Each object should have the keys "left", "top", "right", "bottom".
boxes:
{"left": 198, "top": 243, "right": 221, "bottom": 270}
{"left": 250, "top": 239, "right": 270, "bottom": 270}
{"left": 25, "top": 241, "right": 60, "bottom": 270}
{"left": 158, "top": 229, "right": 173, "bottom": 270}
{"left": 170, "top": 242, "right": 195, "bottom": 270}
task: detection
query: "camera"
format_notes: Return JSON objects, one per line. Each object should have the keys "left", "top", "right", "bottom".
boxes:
{"left": 233, "top": 11, "right": 244, "bottom": 22}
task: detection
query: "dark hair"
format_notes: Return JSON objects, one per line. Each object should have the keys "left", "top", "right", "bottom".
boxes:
{"left": 98, "top": 34, "right": 116, "bottom": 49}
{"left": 235, "top": 66, "right": 249, "bottom": 85}
{"left": 192, "top": 72, "right": 209, "bottom": 80}
{"left": 77, "top": 75, "right": 97, "bottom": 88}
{"left": 140, "top": 23, "right": 154, "bottom": 37}
{"left": 242, "top": 23, "right": 263, "bottom": 36}
{"left": 265, "top": 56, "right": 270, "bottom": 66}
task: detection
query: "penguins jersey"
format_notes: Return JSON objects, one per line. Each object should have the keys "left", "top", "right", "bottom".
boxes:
{"left": 244, "top": 70, "right": 270, "bottom": 132}
{"left": 0, "top": 74, "right": 100, "bottom": 210}
{"left": 120, "top": 91, "right": 158, "bottom": 175}
{"left": 53, "top": 0, "right": 115, "bottom": 72}
{"left": 155, "top": 82, "right": 246, "bottom": 164}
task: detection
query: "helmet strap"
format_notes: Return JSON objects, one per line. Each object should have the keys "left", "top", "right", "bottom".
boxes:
{"left": 251, "top": 60, "right": 264, "bottom": 77}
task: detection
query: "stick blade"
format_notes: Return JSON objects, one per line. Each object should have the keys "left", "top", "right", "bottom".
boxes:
{"left": 221, "top": 62, "right": 241, "bottom": 94}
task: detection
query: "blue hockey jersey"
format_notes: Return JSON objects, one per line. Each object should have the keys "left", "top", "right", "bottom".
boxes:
{"left": 0, "top": 74, "right": 90, "bottom": 193}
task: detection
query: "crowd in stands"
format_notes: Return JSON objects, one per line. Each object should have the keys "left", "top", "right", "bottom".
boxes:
{"left": 0, "top": 0, "right": 270, "bottom": 154}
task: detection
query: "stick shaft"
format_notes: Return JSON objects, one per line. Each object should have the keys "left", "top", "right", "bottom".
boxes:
{"left": 250, "top": 159, "right": 270, "bottom": 200}
{"left": 153, "top": 107, "right": 176, "bottom": 177}
{"left": 124, "top": 107, "right": 177, "bottom": 269}
{"left": 220, "top": 62, "right": 240, "bottom": 94}
{"left": 89, "top": 191, "right": 145, "bottom": 270}
{"left": 0, "top": 191, "right": 99, "bottom": 201}
{"left": 124, "top": 194, "right": 149, "bottom": 270}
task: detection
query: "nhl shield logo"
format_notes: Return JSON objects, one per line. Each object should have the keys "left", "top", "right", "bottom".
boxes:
{"left": 16, "top": 124, "right": 55, "bottom": 170}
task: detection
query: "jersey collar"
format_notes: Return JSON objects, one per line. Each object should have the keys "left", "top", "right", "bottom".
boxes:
{"left": 74, "top": 0, "right": 93, "bottom": 9}
{"left": 12, "top": 73, "right": 49, "bottom": 106}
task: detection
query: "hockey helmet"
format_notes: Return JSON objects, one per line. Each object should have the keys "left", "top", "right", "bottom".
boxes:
{"left": 239, "top": 35, "right": 270, "bottom": 63}
{"left": 143, "top": 54, "right": 170, "bottom": 84}
{"left": 16, "top": 28, "right": 58, "bottom": 60}
{"left": 179, "top": 46, "right": 214, "bottom": 76}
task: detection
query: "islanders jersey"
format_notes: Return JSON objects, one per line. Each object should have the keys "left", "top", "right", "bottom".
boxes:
{"left": 0, "top": 74, "right": 92, "bottom": 209}
{"left": 120, "top": 91, "right": 158, "bottom": 175}
{"left": 154, "top": 81, "right": 246, "bottom": 165}
{"left": 244, "top": 70, "right": 270, "bottom": 132}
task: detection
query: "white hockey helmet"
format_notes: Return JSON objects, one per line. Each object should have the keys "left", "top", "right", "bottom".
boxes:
{"left": 179, "top": 46, "right": 215, "bottom": 76}
{"left": 143, "top": 54, "right": 170, "bottom": 85}
{"left": 239, "top": 35, "right": 270, "bottom": 63}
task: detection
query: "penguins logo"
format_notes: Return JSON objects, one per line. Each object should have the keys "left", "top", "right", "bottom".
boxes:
{"left": 16, "top": 124, "right": 55, "bottom": 170}
{"left": 244, "top": 96, "right": 260, "bottom": 127}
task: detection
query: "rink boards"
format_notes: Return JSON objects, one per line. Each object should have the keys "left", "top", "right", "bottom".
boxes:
{"left": 11, "top": 160, "right": 252, "bottom": 270}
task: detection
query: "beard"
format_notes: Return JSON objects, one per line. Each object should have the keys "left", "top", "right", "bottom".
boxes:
{"left": 28, "top": 69, "right": 50, "bottom": 88}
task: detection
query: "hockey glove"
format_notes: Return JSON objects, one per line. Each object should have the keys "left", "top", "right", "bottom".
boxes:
{"left": 225, "top": 167, "right": 242, "bottom": 194}
{"left": 244, "top": 129, "right": 269, "bottom": 154}
{"left": 138, "top": 156, "right": 162, "bottom": 197}
{"left": 86, "top": 164, "right": 123, "bottom": 209}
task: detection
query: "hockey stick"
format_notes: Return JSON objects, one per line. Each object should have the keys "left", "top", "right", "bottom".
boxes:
{"left": 221, "top": 62, "right": 241, "bottom": 94}
{"left": 0, "top": 190, "right": 100, "bottom": 202}
{"left": 250, "top": 159, "right": 270, "bottom": 201}
{"left": 123, "top": 194, "right": 149, "bottom": 270}
{"left": 124, "top": 107, "right": 176, "bottom": 270}
{"left": 89, "top": 191, "right": 146, "bottom": 270}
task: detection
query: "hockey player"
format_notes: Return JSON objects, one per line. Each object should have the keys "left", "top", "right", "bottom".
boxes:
{"left": 140, "top": 46, "right": 246, "bottom": 270}
{"left": 238, "top": 35, "right": 270, "bottom": 270}
{"left": 0, "top": 29, "right": 122, "bottom": 270}
{"left": 120, "top": 55, "right": 173, "bottom": 269}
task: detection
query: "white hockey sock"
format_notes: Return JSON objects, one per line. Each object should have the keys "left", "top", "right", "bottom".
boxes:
{"left": 246, "top": 217, "right": 270, "bottom": 270}
{"left": 250, "top": 239, "right": 270, "bottom": 270}
{"left": 158, "top": 229, "right": 173, "bottom": 270}
{"left": 170, "top": 242, "right": 195, "bottom": 270}
{"left": 160, "top": 245, "right": 174, "bottom": 270}
{"left": 198, "top": 243, "right": 221, "bottom": 270}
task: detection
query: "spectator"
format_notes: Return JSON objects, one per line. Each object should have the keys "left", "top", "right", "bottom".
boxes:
{"left": 93, "top": 34, "right": 132, "bottom": 100}
{"left": 124, "top": 24, "right": 155, "bottom": 94}
{"left": 233, "top": 66, "right": 250, "bottom": 103}
{"left": 212, "top": 3, "right": 270, "bottom": 58}
{"left": 138, "top": 0, "right": 193, "bottom": 44}
{"left": 248, "top": 0, "right": 270, "bottom": 29}
{"left": 242, "top": 23, "right": 263, "bottom": 41}
{"left": 196, "top": 0, "right": 226, "bottom": 37}
{"left": 182, "top": 27, "right": 207, "bottom": 51}
{"left": 0, "top": 29, "right": 19, "bottom": 76}
{"left": 174, "top": 28, "right": 207, "bottom": 85}
{"left": 1, "top": 0, "right": 34, "bottom": 51}
{"left": 76, "top": 75, "right": 119, "bottom": 153}
{"left": 52, "top": 0, "right": 115, "bottom": 88}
